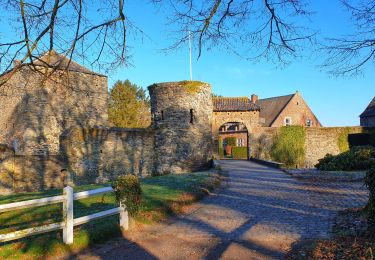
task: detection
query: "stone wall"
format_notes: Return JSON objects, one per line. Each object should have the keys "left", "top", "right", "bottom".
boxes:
{"left": 60, "top": 127, "right": 155, "bottom": 184}
{"left": 0, "top": 155, "right": 65, "bottom": 194}
{"left": 0, "top": 67, "right": 108, "bottom": 156}
{"left": 304, "top": 127, "right": 363, "bottom": 167}
{"left": 0, "top": 127, "right": 155, "bottom": 193}
{"left": 212, "top": 111, "right": 260, "bottom": 158}
{"left": 149, "top": 82, "right": 213, "bottom": 174}
{"left": 250, "top": 126, "right": 366, "bottom": 167}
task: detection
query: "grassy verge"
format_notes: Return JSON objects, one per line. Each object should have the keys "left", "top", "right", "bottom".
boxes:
{"left": 0, "top": 171, "right": 221, "bottom": 259}
{"left": 286, "top": 208, "right": 375, "bottom": 259}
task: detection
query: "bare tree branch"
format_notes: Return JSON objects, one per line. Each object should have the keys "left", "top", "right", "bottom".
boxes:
{"left": 154, "top": 0, "right": 314, "bottom": 65}
{"left": 321, "top": 0, "right": 375, "bottom": 76}
{"left": 0, "top": 0, "right": 130, "bottom": 86}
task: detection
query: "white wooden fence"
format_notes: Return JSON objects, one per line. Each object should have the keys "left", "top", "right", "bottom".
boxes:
{"left": 0, "top": 186, "right": 128, "bottom": 244}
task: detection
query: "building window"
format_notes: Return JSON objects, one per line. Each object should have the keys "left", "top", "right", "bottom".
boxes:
{"left": 285, "top": 117, "right": 292, "bottom": 126}
{"left": 238, "top": 138, "right": 244, "bottom": 147}
{"left": 190, "top": 109, "right": 194, "bottom": 124}
{"left": 161, "top": 110, "right": 164, "bottom": 120}
{"left": 306, "top": 118, "right": 312, "bottom": 127}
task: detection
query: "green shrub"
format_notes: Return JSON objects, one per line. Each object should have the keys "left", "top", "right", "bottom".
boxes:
{"left": 270, "top": 126, "right": 306, "bottom": 168}
{"left": 232, "top": 147, "right": 248, "bottom": 159}
{"left": 365, "top": 164, "right": 375, "bottom": 226}
{"left": 112, "top": 174, "right": 143, "bottom": 217}
{"left": 225, "top": 137, "right": 237, "bottom": 147}
{"left": 315, "top": 146, "right": 374, "bottom": 171}
{"left": 218, "top": 148, "right": 224, "bottom": 159}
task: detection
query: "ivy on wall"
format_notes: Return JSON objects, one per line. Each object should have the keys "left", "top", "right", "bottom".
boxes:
{"left": 270, "top": 126, "right": 306, "bottom": 168}
{"left": 337, "top": 127, "right": 350, "bottom": 153}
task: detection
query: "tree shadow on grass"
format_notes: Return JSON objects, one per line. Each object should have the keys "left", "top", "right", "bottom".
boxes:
{"left": 0, "top": 197, "right": 157, "bottom": 259}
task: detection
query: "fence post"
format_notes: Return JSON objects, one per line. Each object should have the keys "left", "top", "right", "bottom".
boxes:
{"left": 63, "top": 186, "right": 74, "bottom": 244}
{"left": 119, "top": 203, "right": 129, "bottom": 231}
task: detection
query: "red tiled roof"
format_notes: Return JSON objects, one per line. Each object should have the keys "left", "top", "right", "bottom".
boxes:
{"left": 213, "top": 97, "right": 260, "bottom": 112}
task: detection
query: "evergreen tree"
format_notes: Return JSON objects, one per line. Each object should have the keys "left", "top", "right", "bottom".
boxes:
{"left": 108, "top": 80, "right": 151, "bottom": 128}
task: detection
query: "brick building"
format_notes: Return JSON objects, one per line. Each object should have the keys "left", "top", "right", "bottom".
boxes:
{"left": 360, "top": 97, "right": 375, "bottom": 127}
{"left": 257, "top": 91, "right": 321, "bottom": 127}
{"left": 212, "top": 92, "right": 321, "bottom": 158}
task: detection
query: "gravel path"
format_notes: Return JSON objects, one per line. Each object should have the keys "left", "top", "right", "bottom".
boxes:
{"left": 74, "top": 160, "right": 368, "bottom": 260}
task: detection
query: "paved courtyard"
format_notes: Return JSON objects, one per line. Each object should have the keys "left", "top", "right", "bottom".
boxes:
{"left": 75, "top": 160, "right": 369, "bottom": 260}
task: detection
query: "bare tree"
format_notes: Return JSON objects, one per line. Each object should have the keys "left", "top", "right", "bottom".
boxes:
{"left": 153, "top": 0, "right": 315, "bottom": 64}
{"left": 322, "top": 0, "right": 375, "bottom": 76}
{"left": 0, "top": 0, "right": 131, "bottom": 85}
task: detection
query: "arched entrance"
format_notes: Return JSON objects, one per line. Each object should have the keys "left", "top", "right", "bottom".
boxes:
{"left": 218, "top": 122, "right": 249, "bottom": 159}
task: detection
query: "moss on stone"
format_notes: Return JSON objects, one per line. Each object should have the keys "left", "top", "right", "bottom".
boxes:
{"left": 179, "top": 80, "right": 205, "bottom": 94}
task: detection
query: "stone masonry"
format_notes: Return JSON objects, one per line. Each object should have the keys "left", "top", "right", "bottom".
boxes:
{"left": 149, "top": 82, "right": 213, "bottom": 174}
{"left": 0, "top": 65, "right": 108, "bottom": 155}
{"left": 0, "top": 55, "right": 373, "bottom": 194}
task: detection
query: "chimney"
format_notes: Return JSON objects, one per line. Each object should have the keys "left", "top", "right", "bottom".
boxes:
{"left": 251, "top": 94, "right": 258, "bottom": 103}
{"left": 13, "top": 59, "right": 21, "bottom": 68}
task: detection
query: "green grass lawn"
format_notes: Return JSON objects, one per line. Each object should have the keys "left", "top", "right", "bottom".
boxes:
{"left": 0, "top": 171, "right": 220, "bottom": 259}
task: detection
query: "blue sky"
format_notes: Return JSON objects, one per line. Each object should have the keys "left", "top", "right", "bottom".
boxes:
{"left": 105, "top": 0, "right": 374, "bottom": 127}
{"left": 1, "top": 1, "right": 373, "bottom": 126}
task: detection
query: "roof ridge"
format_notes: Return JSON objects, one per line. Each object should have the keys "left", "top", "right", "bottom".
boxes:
{"left": 213, "top": 96, "right": 249, "bottom": 99}
{"left": 258, "top": 93, "right": 294, "bottom": 101}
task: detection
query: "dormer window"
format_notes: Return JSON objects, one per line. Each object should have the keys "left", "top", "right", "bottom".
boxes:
{"left": 285, "top": 117, "right": 292, "bottom": 126}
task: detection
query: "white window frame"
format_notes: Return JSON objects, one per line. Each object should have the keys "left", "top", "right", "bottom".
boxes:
{"left": 238, "top": 138, "right": 243, "bottom": 147}
{"left": 284, "top": 117, "right": 292, "bottom": 126}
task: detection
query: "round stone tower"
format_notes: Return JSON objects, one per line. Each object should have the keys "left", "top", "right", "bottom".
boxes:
{"left": 148, "top": 81, "right": 213, "bottom": 174}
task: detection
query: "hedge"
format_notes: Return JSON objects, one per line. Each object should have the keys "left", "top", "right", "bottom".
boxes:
{"left": 349, "top": 132, "right": 375, "bottom": 147}
{"left": 232, "top": 147, "right": 248, "bottom": 159}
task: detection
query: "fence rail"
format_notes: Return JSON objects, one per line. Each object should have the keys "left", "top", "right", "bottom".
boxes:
{"left": 0, "top": 186, "right": 128, "bottom": 245}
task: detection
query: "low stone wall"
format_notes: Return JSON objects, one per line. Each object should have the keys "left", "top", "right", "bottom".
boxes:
{"left": 285, "top": 169, "right": 366, "bottom": 182}
{"left": 304, "top": 127, "right": 363, "bottom": 167}
{"left": 250, "top": 126, "right": 367, "bottom": 168}
{"left": 0, "top": 155, "right": 65, "bottom": 194}
{"left": 60, "top": 127, "right": 155, "bottom": 185}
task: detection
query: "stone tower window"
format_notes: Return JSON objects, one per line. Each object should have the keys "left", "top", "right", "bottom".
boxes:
{"left": 161, "top": 110, "right": 164, "bottom": 120}
{"left": 190, "top": 109, "right": 194, "bottom": 124}
{"left": 306, "top": 118, "right": 312, "bottom": 127}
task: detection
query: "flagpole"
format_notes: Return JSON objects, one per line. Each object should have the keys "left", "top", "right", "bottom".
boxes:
{"left": 188, "top": 31, "right": 193, "bottom": 81}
